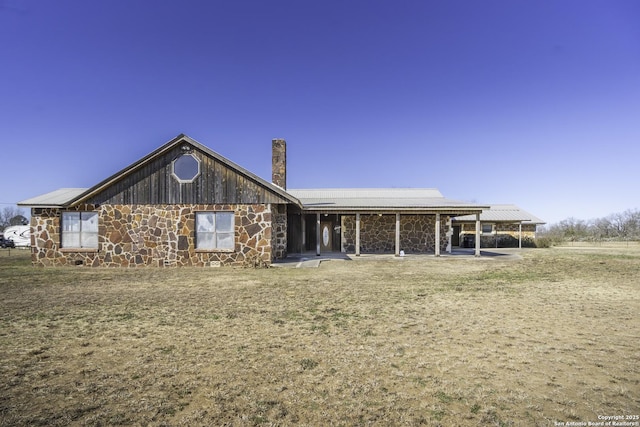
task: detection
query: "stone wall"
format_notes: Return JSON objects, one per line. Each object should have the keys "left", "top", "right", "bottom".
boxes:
{"left": 271, "top": 204, "right": 287, "bottom": 260}
{"left": 30, "top": 204, "right": 273, "bottom": 267}
{"left": 460, "top": 223, "right": 537, "bottom": 238}
{"left": 497, "top": 223, "right": 537, "bottom": 237}
{"left": 400, "top": 214, "right": 450, "bottom": 253}
{"left": 347, "top": 214, "right": 395, "bottom": 253}
{"left": 342, "top": 214, "right": 449, "bottom": 254}
{"left": 459, "top": 223, "right": 538, "bottom": 247}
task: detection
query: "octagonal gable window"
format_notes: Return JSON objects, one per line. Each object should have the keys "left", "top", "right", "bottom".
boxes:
{"left": 172, "top": 153, "right": 200, "bottom": 183}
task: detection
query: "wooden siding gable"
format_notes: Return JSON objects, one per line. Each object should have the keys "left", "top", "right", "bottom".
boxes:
{"left": 68, "top": 134, "right": 300, "bottom": 206}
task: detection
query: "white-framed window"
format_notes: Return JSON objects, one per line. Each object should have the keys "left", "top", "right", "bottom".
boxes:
{"left": 172, "top": 153, "right": 201, "bottom": 183}
{"left": 481, "top": 223, "right": 494, "bottom": 234}
{"left": 62, "top": 212, "right": 98, "bottom": 249}
{"left": 196, "top": 212, "right": 235, "bottom": 250}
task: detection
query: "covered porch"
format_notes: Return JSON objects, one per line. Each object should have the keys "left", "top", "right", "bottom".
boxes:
{"left": 452, "top": 204, "right": 546, "bottom": 249}
{"left": 286, "top": 189, "right": 489, "bottom": 258}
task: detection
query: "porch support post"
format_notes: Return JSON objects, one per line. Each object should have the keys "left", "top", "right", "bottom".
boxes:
{"left": 355, "top": 213, "right": 361, "bottom": 256}
{"left": 395, "top": 213, "right": 401, "bottom": 256}
{"left": 519, "top": 222, "right": 522, "bottom": 249}
{"left": 475, "top": 213, "right": 481, "bottom": 257}
{"left": 316, "top": 213, "right": 321, "bottom": 256}
{"left": 435, "top": 213, "right": 441, "bottom": 257}
{"left": 301, "top": 215, "right": 306, "bottom": 251}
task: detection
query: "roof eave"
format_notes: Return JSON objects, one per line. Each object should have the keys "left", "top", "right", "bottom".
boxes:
{"left": 302, "top": 206, "right": 488, "bottom": 213}
{"left": 17, "top": 203, "right": 65, "bottom": 208}
{"left": 17, "top": 188, "right": 90, "bottom": 208}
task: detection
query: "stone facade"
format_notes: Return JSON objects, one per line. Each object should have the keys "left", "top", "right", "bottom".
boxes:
{"left": 498, "top": 223, "right": 537, "bottom": 237}
{"left": 271, "top": 204, "right": 288, "bottom": 259}
{"left": 459, "top": 223, "right": 537, "bottom": 247}
{"left": 342, "top": 214, "right": 449, "bottom": 254}
{"left": 344, "top": 214, "right": 395, "bottom": 253}
{"left": 460, "top": 223, "right": 537, "bottom": 238}
{"left": 30, "top": 204, "right": 274, "bottom": 267}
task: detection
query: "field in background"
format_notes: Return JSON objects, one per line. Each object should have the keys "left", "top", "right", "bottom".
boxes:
{"left": 556, "top": 241, "right": 640, "bottom": 248}
{"left": 0, "top": 246, "right": 638, "bottom": 426}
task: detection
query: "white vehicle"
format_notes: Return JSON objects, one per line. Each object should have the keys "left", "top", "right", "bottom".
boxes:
{"left": 3, "top": 225, "right": 30, "bottom": 247}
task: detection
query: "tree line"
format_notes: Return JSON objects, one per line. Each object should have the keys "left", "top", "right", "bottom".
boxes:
{"left": 539, "top": 208, "right": 640, "bottom": 243}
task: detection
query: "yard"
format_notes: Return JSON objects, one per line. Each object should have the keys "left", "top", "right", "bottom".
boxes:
{"left": 0, "top": 246, "right": 638, "bottom": 426}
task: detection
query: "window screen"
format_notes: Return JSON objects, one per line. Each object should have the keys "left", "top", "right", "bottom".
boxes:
{"left": 62, "top": 212, "right": 98, "bottom": 249}
{"left": 196, "top": 212, "right": 234, "bottom": 250}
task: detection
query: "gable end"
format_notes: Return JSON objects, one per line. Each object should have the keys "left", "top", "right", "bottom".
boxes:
{"left": 69, "top": 135, "right": 298, "bottom": 206}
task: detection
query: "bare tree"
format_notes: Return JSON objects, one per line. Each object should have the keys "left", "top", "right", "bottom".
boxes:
{"left": 558, "top": 217, "right": 589, "bottom": 241}
{"left": 592, "top": 217, "right": 613, "bottom": 240}
{"left": 0, "top": 206, "right": 26, "bottom": 231}
{"left": 609, "top": 212, "right": 627, "bottom": 238}
{"left": 621, "top": 209, "right": 640, "bottom": 240}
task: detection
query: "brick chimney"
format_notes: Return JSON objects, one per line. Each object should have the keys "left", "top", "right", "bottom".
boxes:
{"left": 272, "top": 138, "right": 286, "bottom": 189}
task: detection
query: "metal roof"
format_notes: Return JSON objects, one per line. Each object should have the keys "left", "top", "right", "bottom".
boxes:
{"left": 452, "top": 204, "right": 545, "bottom": 224}
{"left": 18, "top": 188, "right": 88, "bottom": 208}
{"left": 20, "top": 186, "right": 489, "bottom": 215}
{"left": 288, "top": 188, "right": 488, "bottom": 212}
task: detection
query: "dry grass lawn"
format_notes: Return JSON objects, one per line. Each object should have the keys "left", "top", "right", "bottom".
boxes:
{"left": 0, "top": 246, "right": 638, "bottom": 426}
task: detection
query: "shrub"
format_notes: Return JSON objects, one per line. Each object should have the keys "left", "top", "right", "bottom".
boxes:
{"left": 534, "top": 236, "right": 554, "bottom": 248}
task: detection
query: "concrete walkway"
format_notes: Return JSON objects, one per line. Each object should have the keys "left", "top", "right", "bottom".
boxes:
{"left": 272, "top": 248, "right": 525, "bottom": 268}
{"left": 271, "top": 252, "right": 352, "bottom": 268}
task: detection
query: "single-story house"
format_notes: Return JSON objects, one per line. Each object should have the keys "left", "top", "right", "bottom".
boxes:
{"left": 18, "top": 134, "right": 539, "bottom": 267}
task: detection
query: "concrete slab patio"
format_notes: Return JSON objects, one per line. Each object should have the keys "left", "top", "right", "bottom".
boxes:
{"left": 272, "top": 248, "right": 525, "bottom": 268}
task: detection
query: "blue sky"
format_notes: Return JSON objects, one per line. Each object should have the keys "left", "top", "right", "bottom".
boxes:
{"left": 1, "top": 0, "right": 639, "bottom": 225}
